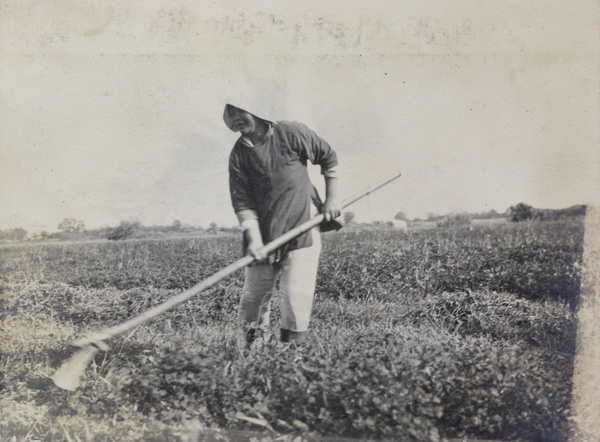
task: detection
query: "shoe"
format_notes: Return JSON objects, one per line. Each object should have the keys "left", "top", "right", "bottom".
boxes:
{"left": 280, "top": 329, "right": 307, "bottom": 345}
{"left": 245, "top": 328, "right": 263, "bottom": 344}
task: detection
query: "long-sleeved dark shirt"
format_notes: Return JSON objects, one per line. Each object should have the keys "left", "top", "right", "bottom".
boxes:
{"left": 229, "top": 120, "right": 340, "bottom": 259}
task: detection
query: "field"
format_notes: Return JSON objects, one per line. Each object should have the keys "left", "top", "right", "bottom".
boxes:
{"left": 0, "top": 218, "right": 587, "bottom": 441}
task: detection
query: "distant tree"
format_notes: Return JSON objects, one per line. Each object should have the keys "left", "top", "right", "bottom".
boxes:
{"left": 394, "top": 211, "right": 408, "bottom": 221}
{"left": 392, "top": 219, "right": 408, "bottom": 232}
{"left": 208, "top": 222, "right": 219, "bottom": 234}
{"left": 107, "top": 221, "right": 139, "bottom": 240}
{"left": 219, "top": 225, "right": 239, "bottom": 234}
{"left": 474, "top": 209, "right": 500, "bottom": 219}
{"left": 427, "top": 212, "right": 439, "bottom": 221}
{"left": 437, "top": 212, "right": 472, "bottom": 228}
{"left": 171, "top": 220, "right": 182, "bottom": 231}
{"left": 58, "top": 218, "right": 85, "bottom": 233}
{"left": 343, "top": 211, "right": 356, "bottom": 224}
{"left": 509, "top": 203, "right": 534, "bottom": 222}
{"left": 0, "top": 228, "right": 27, "bottom": 240}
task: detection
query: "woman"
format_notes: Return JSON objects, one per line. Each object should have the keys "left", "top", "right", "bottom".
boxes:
{"left": 224, "top": 101, "right": 341, "bottom": 345}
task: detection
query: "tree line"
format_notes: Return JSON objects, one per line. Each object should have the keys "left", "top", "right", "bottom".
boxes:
{"left": 0, "top": 204, "right": 586, "bottom": 241}
{"left": 0, "top": 219, "right": 236, "bottom": 242}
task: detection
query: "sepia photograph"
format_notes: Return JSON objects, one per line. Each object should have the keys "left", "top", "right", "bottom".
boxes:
{"left": 1, "top": 1, "right": 599, "bottom": 441}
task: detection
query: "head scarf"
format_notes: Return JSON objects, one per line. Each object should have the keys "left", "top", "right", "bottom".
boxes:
{"left": 222, "top": 104, "right": 274, "bottom": 131}
{"left": 222, "top": 86, "right": 286, "bottom": 130}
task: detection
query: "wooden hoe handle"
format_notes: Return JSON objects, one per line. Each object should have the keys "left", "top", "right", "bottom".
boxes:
{"left": 52, "top": 171, "right": 401, "bottom": 390}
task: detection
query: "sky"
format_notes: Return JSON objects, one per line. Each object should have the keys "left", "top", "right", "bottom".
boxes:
{"left": 1, "top": 0, "right": 599, "bottom": 232}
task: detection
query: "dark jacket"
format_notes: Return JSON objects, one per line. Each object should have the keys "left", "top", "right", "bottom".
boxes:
{"left": 229, "top": 121, "right": 341, "bottom": 260}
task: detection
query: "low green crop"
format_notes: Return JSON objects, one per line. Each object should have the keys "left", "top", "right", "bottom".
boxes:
{"left": 0, "top": 218, "right": 584, "bottom": 441}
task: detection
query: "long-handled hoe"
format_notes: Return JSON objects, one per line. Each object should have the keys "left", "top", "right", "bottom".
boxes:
{"left": 52, "top": 172, "right": 402, "bottom": 390}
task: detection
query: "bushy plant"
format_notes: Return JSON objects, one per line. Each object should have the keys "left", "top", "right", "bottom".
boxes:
{"left": 116, "top": 323, "right": 572, "bottom": 442}
{"left": 510, "top": 203, "right": 535, "bottom": 222}
{"left": 407, "top": 290, "right": 576, "bottom": 353}
{"left": 0, "top": 217, "right": 584, "bottom": 441}
{"left": 2, "top": 219, "right": 584, "bottom": 306}
{"left": 317, "top": 219, "right": 583, "bottom": 306}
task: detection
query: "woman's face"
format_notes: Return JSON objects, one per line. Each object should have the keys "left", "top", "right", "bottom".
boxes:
{"left": 224, "top": 105, "right": 258, "bottom": 136}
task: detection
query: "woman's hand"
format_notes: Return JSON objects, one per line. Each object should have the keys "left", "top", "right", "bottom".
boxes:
{"left": 247, "top": 238, "right": 268, "bottom": 261}
{"left": 321, "top": 198, "right": 341, "bottom": 222}
{"left": 244, "top": 221, "right": 268, "bottom": 261}
{"left": 322, "top": 176, "right": 341, "bottom": 222}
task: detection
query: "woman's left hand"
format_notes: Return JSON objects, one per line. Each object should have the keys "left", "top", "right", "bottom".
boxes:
{"left": 321, "top": 199, "right": 341, "bottom": 222}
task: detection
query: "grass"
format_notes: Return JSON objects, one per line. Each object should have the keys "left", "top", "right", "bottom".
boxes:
{"left": 0, "top": 218, "right": 586, "bottom": 441}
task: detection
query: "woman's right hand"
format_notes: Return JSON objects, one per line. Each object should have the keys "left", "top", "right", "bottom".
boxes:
{"left": 244, "top": 222, "right": 267, "bottom": 261}
{"left": 247, "top": 239, "right": 267, "bottom": 261}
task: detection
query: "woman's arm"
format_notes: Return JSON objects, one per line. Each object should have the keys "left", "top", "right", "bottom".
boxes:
{"left": 321, "top": 176, "right": 341, "bottom": 222}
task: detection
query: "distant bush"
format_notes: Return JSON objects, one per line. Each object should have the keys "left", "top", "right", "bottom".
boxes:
{"left": 509, "top": 203, "right": 534, "bottom": 222}
{"left": 0, "top": 228, "right": 27, "bottom": 241}
{"left": 534, "top": 205, "right": 587, "bottom": 221}
{"left": 58, "top": 218, "right": 85, "bottom": 233}
{"left": 509, "top": 203, "right": 586, "bottom": 222}
{"left": 107, "top": 221, "right": 139, "bottom": 240}
{"left": 436, "top": 213, "right": 471, "bottom": 228}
